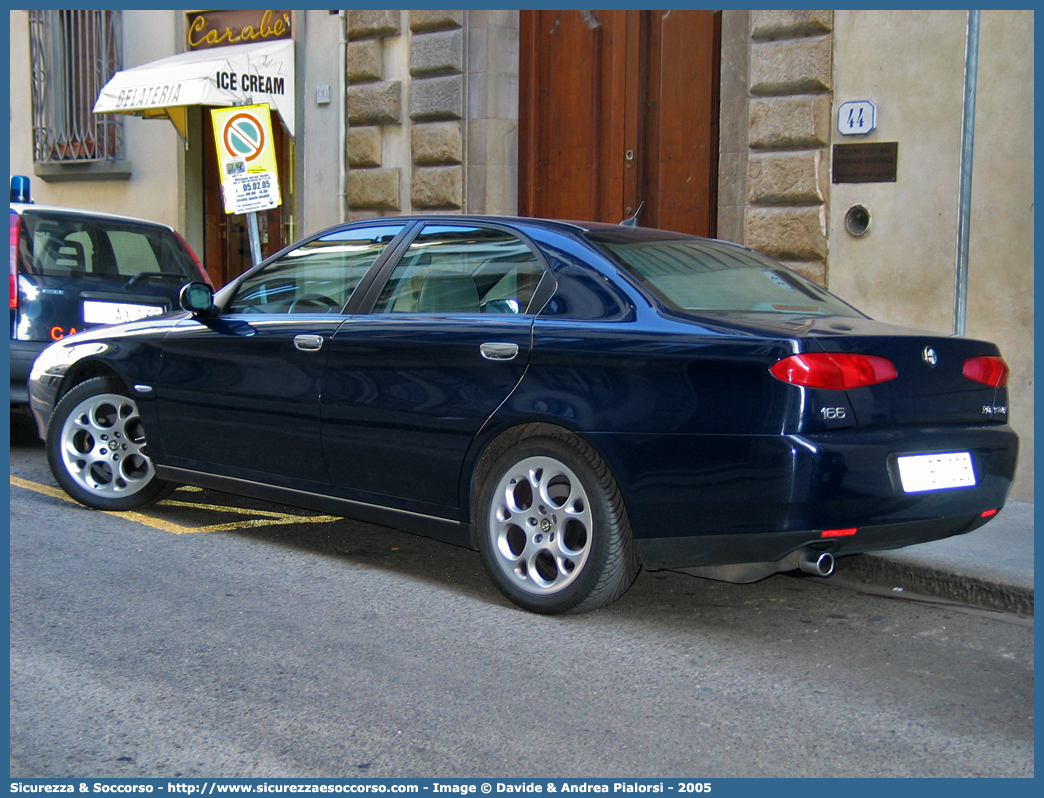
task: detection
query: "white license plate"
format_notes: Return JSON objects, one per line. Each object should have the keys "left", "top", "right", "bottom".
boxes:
{"left": 897, "top": 452, "right": 976, "bottom": 493}
{"left": 83, "top": 300, "right": 166, "bottom": 325}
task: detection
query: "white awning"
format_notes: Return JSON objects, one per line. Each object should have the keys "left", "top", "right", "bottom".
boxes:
{"left": 93, "top": 39, "right": 296, "bottom": 138}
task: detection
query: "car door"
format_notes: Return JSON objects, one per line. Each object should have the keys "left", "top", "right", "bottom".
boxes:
{"left": 321, "top": 223, "right": 548, "bottom": 515}
{"left": 155, "top": 223, "right": 406, "bottom": 486}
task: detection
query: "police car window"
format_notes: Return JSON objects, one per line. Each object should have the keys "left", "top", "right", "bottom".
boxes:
{"left": 20, "top": 214, "right": 196, "bottom": 282}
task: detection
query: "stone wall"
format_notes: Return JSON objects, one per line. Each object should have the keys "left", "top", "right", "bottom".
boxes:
{"left": 741, "top": 10, "right": 834, "bottom": 285}
{"left": 344, "top": 10, "right": 518, "bottom": 218}
{"left": 346, "top": 10, "right": 404, "bottom": 214}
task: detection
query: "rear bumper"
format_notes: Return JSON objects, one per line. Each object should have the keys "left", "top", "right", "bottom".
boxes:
{"left": 588, "top": 424, "right": 1018, "bottom": 569}
{"left": 636, "top": 512, "right": 994, "bottom": 570}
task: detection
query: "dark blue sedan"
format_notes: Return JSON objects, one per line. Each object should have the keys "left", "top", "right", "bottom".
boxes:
{"left": 27, "top": 217, "right": 1018, "bottom": 614}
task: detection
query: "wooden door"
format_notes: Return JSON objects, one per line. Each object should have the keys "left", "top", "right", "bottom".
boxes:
{"left": 202, "top": 108, "right": 292, "bottom": 288}
{"left": 519, "top": 9, "right": 720, "bottom": 237}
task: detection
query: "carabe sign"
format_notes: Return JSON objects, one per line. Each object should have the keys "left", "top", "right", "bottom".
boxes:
{"left": 832, "top": 142, "right": 899, "bottom": 183}
{"left": 187, "top": 10, "right": 292, "bottom": 51}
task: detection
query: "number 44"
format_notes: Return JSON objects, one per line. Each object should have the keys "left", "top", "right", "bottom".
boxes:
{"left": 837, "top": 100, "right": 877, "bottom": 136}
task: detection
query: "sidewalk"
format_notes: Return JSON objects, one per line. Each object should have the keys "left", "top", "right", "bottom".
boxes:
{"left": 835, "top": 500, "right": 1035, "bottom": 616}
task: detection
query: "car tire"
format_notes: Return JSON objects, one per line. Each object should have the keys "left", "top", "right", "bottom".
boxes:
{"left": 476, "top": 434, "right": 641, "bottom": 614}
{"left": 46, "top": 376, "right": 174, "bottom": 511}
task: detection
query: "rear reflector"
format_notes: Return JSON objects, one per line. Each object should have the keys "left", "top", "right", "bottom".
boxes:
{"left": 963, "top": 356, "right": 1009, "bottom": 388}
{"left": 980, "top": 508, "right": 999, "bottom": 518}
{"left": 770, "top": 353, "right": 897, "bottom": 391}
{"left": 820, "top": 528, "right": 858, "bottom": 538}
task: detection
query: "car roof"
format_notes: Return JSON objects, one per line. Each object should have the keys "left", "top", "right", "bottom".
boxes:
{"left": 10, "top": 202, "right": 176, "bottom": 231}
{"left": 334, "top": 214, "right": 713, "bottom": 239}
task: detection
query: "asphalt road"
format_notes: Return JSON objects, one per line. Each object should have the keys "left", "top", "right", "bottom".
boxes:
{"left": 8, "top": 415, "right": 1034, "bottom": 778}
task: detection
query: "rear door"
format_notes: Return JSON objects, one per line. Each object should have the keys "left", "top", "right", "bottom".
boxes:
{"left": 155, "top": 223, "right": 406, "bottom": 485}
{"left": 321, "top": 223, "right": 548, "bottom": 515}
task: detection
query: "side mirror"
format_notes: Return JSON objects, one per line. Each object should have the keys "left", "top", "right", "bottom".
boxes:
{"left": 179, "top": 282, "right": 214, "bottom": 316}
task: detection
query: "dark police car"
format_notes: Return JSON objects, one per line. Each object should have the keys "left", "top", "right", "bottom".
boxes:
{"left": 10, "top": 175, "right": 208, "bottom": 406}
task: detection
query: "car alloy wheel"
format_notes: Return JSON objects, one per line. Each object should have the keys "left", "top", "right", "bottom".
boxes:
{"left": 46, "top": 377, "right": 172, "bottom": 511}
{"left": 488, "top": 454, "right": 593, "bottom": 594}
{"left": 477, "top": 434, "right": 640, "bottom": 614}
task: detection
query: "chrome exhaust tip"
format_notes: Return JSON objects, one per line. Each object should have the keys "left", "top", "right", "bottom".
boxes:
{"left": 799, "top": 549, "right": 835, "bottom": 578}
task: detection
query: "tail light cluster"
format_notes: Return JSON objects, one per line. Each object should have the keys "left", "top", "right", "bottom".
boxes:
{"left": 10, "top": 210, "right": 20, "bottom": 310}
{"left": 771, "top": 352, "right": 1010, "bottom": 390}
{"left": 769, "top": 353, "right": 897, "bottom": 391}
{"left": 962, "top": 356, "right": 1009, "bottom": 387}
{"left": 175, "top": 230, "right": 213, "bottom": 287}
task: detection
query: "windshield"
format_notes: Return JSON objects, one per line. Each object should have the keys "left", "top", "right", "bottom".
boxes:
{"left": 587, "top": 232, "right": 863, "bottom": 318}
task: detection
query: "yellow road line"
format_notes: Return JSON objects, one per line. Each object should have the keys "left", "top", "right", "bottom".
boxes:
{"left": 10, "top": 475, "right": 342, "bottom": 535}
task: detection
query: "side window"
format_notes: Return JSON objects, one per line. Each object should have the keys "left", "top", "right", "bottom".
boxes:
{"left": 373, "top": 225, "right": 544, "bottom": 314}
{"left": 227, "top": 225, "right": 404, "bottom": 314}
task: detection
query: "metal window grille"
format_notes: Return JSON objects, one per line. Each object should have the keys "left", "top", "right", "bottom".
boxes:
{"left": 29, "top": 9, "right": 124, "bottom": 163}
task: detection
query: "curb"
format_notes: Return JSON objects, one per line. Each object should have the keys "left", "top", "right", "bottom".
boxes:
{"left": 836, "top": 553, "right": 1035, "bottom": 617}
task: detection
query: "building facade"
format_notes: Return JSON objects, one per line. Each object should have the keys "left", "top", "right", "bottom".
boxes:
{"left": 8, "top": 9, "right": 1033, "bottom": 500}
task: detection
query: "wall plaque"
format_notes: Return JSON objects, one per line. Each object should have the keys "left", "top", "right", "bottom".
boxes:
{"left": 832, "top": 142, "right": 898, "bottom": 183}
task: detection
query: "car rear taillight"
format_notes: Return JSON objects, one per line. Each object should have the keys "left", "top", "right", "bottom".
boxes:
{"left": 963, "top": 356, "right": 1009, "bottom": 387}
{"left": 770, "top": 353, "right": 898, "bottom": 391}
{"left": 175, "top": 231, "right": 212, "bottom": 287}
{"left": 10, "top": 211, "right": 20, "bottom": 310}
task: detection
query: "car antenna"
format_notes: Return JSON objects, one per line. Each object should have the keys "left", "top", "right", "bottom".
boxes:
{"left": 619, "top": 201, "right": 645, "bottom": 229}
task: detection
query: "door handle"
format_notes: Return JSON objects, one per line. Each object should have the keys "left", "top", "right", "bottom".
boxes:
{"left": 480, "top": 342, "right": 519, "bottom": 361}
{"left": 294, "top": 334, "right": 324, "bottom": 352}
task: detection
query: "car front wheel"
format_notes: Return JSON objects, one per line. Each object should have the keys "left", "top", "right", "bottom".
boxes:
{"left": 46, "top": 376, "right": 173, "bottom": 511}
{"left": 476, "top": 434, "right": 640, "bottom": 614}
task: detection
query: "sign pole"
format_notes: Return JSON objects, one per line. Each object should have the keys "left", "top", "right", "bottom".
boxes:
{"left": 246, "top": 212, "right": 263, "bottom": 267}
{"left": 210, "top": 103, "right": 282, "bottom": 272}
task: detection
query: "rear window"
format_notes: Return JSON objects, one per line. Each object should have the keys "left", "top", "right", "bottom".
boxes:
{"left": 17, "top": 211, "right": 196, "bottom": 283}
{"left": 587, "top": 231, "right": 862, "bottom": 318}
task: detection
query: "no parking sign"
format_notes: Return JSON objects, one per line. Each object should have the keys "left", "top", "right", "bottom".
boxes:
{"left": 211, "top": 103, "right": 281, "bottom": 214}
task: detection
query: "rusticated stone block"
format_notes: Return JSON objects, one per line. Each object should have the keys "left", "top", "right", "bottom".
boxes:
{"left": 412, "top": 166, "right": 462, "bottom": 209}
{"left": 779, "top": 259, "right": 827, "bottom": 287}
{"left": 347, "top": 127, "right": 382, "bottom": 168}
{"left": 410, "top": 10, "right": 463, "bottom": 33}
{"left": 746, "top": 205, "right": 827, "bottom": 260}
{"left": 347, "top": 81, "right": 402, "bottom": 125}
{"left": 468, "top": 10, "right": 518, "bottom": 29}
{"left": 347, "top": 168, "right": 400, "bottom": 210}
{"left": 747, "top": 151, "right": 826, "bottom": 204}
{"left": 411, "top": 28, "right": 464, "bottom": 77}
{"left": 410, "top": 74, "right": 463, "bottom": 121}
{"left": 468, "top": 22, "right": 520, "bottom": 75}
{"left": 412, "top": 121, "right": 462, "bottom": 165}
{"left": 348, "top": 10, "right": 400, "bottom": 40}
{"left": 749, "top": 95, "right": 831, "bottom": 149}
{"left": 347, "top": 40, "right": 383, "bottom": 83}
{"left": 751, "top": 10, "right": 833, "bottom": 41}
{"left": 346, "top": 210, "right": 382, "bottom": 222}
{"left": 750, "top": 36, "right": 832, "bottom": 96}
